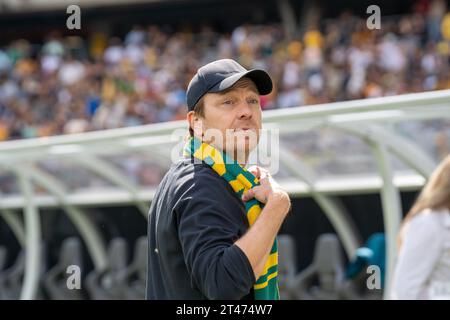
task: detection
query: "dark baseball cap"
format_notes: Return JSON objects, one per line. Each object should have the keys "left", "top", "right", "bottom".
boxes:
{"left": 186, "top": 59, "right": 273, "bottom": 111}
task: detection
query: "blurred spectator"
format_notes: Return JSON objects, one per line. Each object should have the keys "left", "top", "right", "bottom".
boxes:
{"left": 427, "top": 0, "right": 447, "bottom": 42}
{"left": 0, "top": 6, "right": 450, "bottom": 142}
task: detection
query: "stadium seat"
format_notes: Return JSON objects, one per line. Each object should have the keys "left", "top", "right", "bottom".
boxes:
{"left": 0, "top": 245, "right": 9, "bottom": 297}
{"left": 0, "top": 246, "right": 7, "bottom": 271}
{"left": 340, "top": 233, "right": 385, "bottom": 300}
{"left": 289, "top": 233, "right": 345, "bottom": 300}
{"left": 42, "top": 237, "right": 85, "bottom": 300}
{"left": 340, "top": 270, "right": 383, "bottom": 300}
{"left": 0, "top": 250, "right": 24, "bottom": 299}
{"left": 277, "top": 234, "right": 297, "bottom": 300}
{"left": 117, "top": 236, "right": 147, "bottom": 300}
{"left": 0, "top": 245, "right": 47, "bottom": 300}
{"left": 85, "top": 237, "right": 128, "bottom": 300}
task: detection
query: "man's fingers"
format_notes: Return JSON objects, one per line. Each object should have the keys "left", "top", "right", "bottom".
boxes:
{"left": 259, "top": 169, "right": 270, "bottom": 180}
{"left": 242, "top": 189, "right": 253, "bottom": 202}
{"left": 255, "top": 166, "right": 261, "bottom": 179}
{"left": 258, "top": 176, "right": 270, "bottom": 186}
{"left": 248, "top": 166, "right": 261, "bottom": 179}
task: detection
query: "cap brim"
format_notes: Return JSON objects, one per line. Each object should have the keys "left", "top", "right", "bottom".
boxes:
{"left": 209, "top": 69, "right": 273, "bottom": 95}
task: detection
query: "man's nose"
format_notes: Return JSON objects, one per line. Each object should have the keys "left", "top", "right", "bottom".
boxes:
{"left": 237, "top": 101, "right": 253, "bottom": 119}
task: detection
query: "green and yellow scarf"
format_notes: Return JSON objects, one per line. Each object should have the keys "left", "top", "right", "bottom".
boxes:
{"left": 183, "top": 137, "right": 279, "bottom": 300}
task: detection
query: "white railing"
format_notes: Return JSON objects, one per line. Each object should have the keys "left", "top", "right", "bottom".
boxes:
{"left": 1, "top": 89, "right": 450, "bottom": 299}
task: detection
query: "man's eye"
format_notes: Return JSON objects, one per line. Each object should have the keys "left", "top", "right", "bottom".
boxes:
{"left": 223, "top": 100, "right": 234, "bottom": 105}
{"left": 248, "top": 99, "right": 259, "bottom": 104}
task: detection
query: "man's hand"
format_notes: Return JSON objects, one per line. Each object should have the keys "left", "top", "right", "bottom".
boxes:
{"left": 242, "top": 166, "right": 291, "bottom": 215}
{"left": 235, "top": 165, "right": 291, "bottom": 278}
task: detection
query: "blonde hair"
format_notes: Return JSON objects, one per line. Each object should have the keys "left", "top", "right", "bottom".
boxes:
{"left": 398, "top": 154, "right": 450, "bottom": 246}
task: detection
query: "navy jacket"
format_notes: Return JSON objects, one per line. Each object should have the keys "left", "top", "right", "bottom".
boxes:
{"left": 146, "top": 157, "right": 255, "bottom": 299}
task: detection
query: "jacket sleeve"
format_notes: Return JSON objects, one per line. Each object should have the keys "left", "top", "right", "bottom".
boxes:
{"left": 175, "top": 171, "right": 256, "bottom": 300}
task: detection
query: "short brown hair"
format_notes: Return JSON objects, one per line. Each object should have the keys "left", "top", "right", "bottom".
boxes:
{"left": 189, "top": 96, "right": 205, "bottom": 137}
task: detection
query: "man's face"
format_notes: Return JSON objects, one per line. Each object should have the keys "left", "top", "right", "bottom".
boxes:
{"left": 190, "top": 77, "right": 262, "bottom": 163}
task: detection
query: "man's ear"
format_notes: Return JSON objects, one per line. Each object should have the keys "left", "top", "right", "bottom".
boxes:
{"left": 187, "top": 111, "right": 203, "bottom": 136}
{"left": 187, "top": 111, "right": 197, "bottom": 131}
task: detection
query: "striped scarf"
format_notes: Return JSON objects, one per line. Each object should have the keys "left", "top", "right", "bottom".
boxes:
{"left": 183, "top": 137, "right": 279, "bottom": 300}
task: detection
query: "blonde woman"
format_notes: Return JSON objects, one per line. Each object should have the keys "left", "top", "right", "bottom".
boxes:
{"left": 391, "top": 155, "right": 450, "bottom": 299}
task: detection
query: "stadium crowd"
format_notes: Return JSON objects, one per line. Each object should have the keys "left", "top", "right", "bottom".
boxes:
{"left": 0, "top": 1, "right": 450, "bottom": 141}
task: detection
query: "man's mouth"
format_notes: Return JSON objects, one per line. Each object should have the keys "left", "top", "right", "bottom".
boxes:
{"left": 232, "top": 128, "right": 258, "bottom": 141}
{"left": 234, "top": 127, "right": 252, "bottom": 132}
